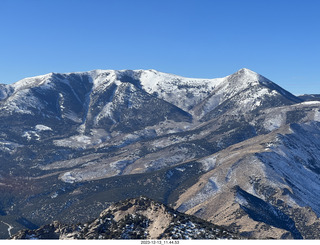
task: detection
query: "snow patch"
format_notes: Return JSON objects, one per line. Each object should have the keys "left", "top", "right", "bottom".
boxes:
{"left": 314, "top": 109, "right": 320, "bottom": 122}
{"left": 264, "top": 113, "right": 284, "bottom": 131}
{"left": 51, "top": 192, "right": 58, "bottom": 199}
{"left": 59, "top": 156, "right": 138, "bottom": 183}
{"left": 235, "top": 192, "right": 249, "bottom": 206}
{"left": 61, "top": 172, "right": 77, "bottom": 183}
{"left": 139, "top": 69, "right": 225, "bottom": 112}
{"left": 35, "top": 124, "right": 52, "bottom": 131}
{"left": 175, "top": 167, "right": 186, "bottom": 172}
{"left": 90, "top": 70, "right": 117, "bottom": 90}
{"left": 301, "top": 101, "right": 320, "bottom": 105}
{"left": 53, "top": 130, "right": 110, "bottom": 149}
{"left": 22, "top": 131, "right": 40, "bottom": 141}
{"left": 238, "top": 87, "right": 275, "bottom": 110}
{"left": 199, "top": 156, "right": 217, "bottom": 171}
{"left": 0, "top": 141, "right": 21, "bottom": 153}
{"left": 54, "top": 135, "right": 92, "bottom": 149}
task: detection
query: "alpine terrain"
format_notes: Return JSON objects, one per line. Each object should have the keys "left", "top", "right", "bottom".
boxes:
{"left": 11, "top": 196, "right": 240, "bottom": 239}
{"left": 1, "top": 68, "right": 320, "bottom": 239}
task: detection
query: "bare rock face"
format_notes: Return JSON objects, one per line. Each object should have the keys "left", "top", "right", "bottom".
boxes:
{"left": 11, "top": 197, "right": 240, "bottom": 240}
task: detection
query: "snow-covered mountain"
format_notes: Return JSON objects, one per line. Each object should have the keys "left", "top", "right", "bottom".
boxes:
{"left": 0, "top": 68, "right": 320, "bottom": 239}
{"left": 1, "top": 68, "right": 300, "bottom": 119}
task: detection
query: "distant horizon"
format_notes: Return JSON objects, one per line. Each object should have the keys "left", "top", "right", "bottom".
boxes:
{"left": 1, "top": 0, "right": 319, "bottom": 95}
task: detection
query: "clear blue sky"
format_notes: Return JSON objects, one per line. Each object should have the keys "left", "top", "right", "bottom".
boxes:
{"left": 0, "top": 0, "right": 319, "bottom": 95}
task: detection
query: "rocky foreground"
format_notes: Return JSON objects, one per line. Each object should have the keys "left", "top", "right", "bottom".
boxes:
{"left": 11, "top": 197, "right": 240, "bottom": 240}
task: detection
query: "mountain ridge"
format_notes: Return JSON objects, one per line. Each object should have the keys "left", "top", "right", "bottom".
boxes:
{"left": 0, "top": 68, "right": 302, "bottom": 125}
{"left": 10, "top": 196, "right": 241, "bottom": 240}
{"left": 0, "top": 68, "right": 319, "bottom": 239}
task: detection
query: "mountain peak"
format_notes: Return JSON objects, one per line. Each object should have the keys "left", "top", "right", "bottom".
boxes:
{"left": 228, "top": 68, "right": 280, "bottom": 90}
{"left": 221, "top": 68, "right": 265, "bottom": 90}
{"left": 233, "top": 68, "right": 261, "bottom": 80}
{"left": 237, "top": 67, "right": 256, "bottom": 73}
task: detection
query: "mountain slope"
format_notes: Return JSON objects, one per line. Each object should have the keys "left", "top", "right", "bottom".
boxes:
{"left": 193, "top": 68, "right": 301, "bottom": 120}
{"left": 0, "top": 68, "right": 320, "bottom": 239}
{"left": 174, "top": 120, "right": 320, "bottom": 239}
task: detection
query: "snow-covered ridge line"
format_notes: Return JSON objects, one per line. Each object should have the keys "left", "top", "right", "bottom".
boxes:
{"left": 10, "top": 68, "right": 226, "bottom": 88}
{"left": 11, "top": 68, "right": 252, "bottom": 88}
{"left": 11, "top": 73, "right": 53, "bottom": 91}
{"left": 4, "top": 68, "right": 302, "bottom": 119}
{"left": 6, "top": 69, "right": 231, "bottom": 114}
{"left": 8, "top": 68, "right": 287, "bottom": 97}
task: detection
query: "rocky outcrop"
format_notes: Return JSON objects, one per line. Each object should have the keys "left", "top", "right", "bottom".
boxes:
{"left": 11, "top": 197, "right": 240, "bottom": 240}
